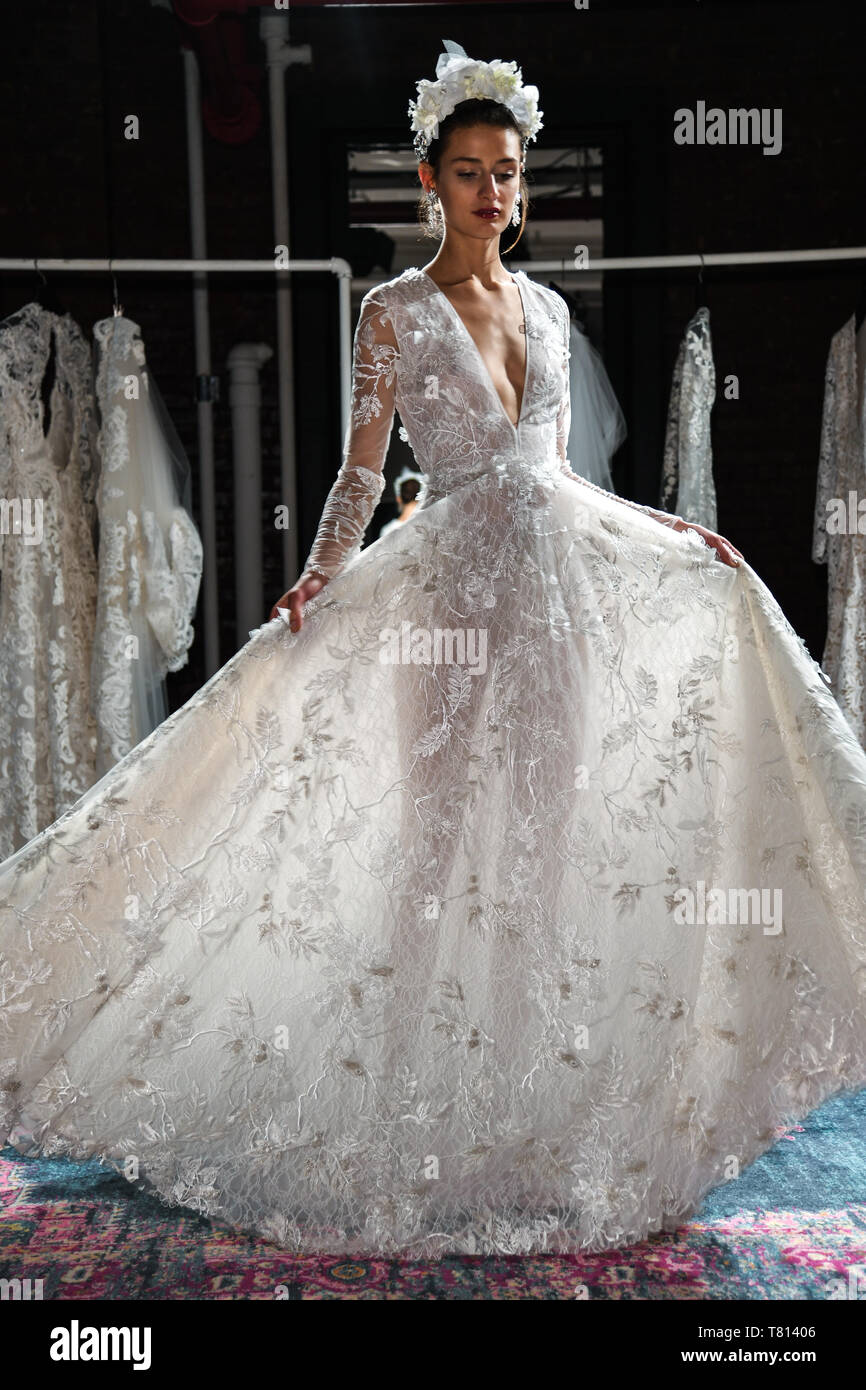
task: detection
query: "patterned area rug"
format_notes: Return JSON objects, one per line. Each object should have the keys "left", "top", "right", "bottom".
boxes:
{"left": 2, "top": 1088, "right": 865, "bottom": 1299}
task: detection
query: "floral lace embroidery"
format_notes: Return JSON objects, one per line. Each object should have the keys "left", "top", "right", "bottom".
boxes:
{"left": 0, "top": 303, "right": 100, "bottom": 857}
{"left": 303, "top": 293, "right": 396, "bottom": 581}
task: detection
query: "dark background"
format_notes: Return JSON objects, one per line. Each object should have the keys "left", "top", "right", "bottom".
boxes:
{"left": 1, "top": 0, "right": 863, "bottom": 702}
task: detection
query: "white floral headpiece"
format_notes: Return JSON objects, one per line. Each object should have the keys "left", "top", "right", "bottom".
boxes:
{"left": 408, "top": 39, "right": 543, "bottom": 164}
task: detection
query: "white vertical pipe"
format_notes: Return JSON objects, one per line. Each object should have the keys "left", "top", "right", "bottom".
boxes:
{"left": 338, "top": 266, "right": 352, "bottom": 433}
{"left": 182, "top": 46, "right": 220, "bottom": 676}
{"left": 227, "top": 342, "right": 273, "bottom": 645}
{"left": 260, "top": 12, "right": 298, "bottom": 587}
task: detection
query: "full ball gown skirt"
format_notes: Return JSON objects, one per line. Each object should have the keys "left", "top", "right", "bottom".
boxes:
{"left": 1, "top": 267, "right": 866, "bottom": 1258}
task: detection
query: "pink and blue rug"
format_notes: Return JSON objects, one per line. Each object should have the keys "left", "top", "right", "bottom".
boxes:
{"left": 2, "top": 1088, "right": 865, "bottom": 1298}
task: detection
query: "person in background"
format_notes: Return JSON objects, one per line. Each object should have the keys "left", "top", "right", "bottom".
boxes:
{"left": 377, "top": 468, "right": 425, "bottom": 539}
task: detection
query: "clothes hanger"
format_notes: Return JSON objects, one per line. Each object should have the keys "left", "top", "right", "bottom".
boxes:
{"left": 32, "top": 259, "right": 67, "bottom": 315}
{"left": 109, "top": 260, "right": 124, "bottom": 318}
{"left": 694, "top": 254, "right": 709, "bottom": 315}
{"left": 30, "top": 261, "right": 64, "bottom": 429}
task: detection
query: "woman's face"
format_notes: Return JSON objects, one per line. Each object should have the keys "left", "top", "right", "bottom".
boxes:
{"left": 421, "top": 124, "right": 523, "bottom": 240}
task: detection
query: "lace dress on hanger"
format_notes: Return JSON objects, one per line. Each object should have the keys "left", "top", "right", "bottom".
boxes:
{"left": 812, "top": 314, "right": 866, "bottom": 747}
{"left": 0, "top": 302, "right": 100, "bottom": 859}
{"left": 1, "top": 268, "right": 866, "bottom": 1258}
{"left": 660, "top": 306, "right": 718, "bottom": 532}
{"left": 91, "top": 315, "right": 203, "bottom": 775}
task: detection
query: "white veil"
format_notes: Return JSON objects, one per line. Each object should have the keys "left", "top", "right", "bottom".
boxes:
{"left": 566, "top": 318, "right": 626, "bottom": 489}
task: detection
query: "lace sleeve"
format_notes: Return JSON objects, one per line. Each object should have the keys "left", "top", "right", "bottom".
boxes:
{"left": 302, "top": 288, "right": 398, "bottom": 582}
{"left": 554, "top": 298, "right": 684, "bottom": 530}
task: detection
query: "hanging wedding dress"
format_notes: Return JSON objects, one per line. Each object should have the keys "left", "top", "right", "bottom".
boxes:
{"left": 0, "top": 302, "right": 100, "bottom": 860}
{"left": 91, "top": 314, "right": 203, "bottom": 776}
{"left": 2, "top": 268, "right": 866, "bottom": 1259}
{"left": 660, "top": 306, "right": 719, "bottom": 531}
{"left": 812, "top": 313, "right": 866, "bottom": 747}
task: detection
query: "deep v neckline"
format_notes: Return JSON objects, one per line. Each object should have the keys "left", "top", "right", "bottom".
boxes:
{"left": 420, "top": 269, "right": 530, "bottom": 433}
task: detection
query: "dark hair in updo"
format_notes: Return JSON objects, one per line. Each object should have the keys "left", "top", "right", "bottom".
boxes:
{"left": 397, "top": 477, "right": 421, "bottom": 504}
{"left": 416, "top": 97, "right": 530, "bottom": 253}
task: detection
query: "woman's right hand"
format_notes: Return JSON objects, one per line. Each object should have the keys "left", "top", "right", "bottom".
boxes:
{"left": 269, "top": 570, "right": 329, "bottom": 631}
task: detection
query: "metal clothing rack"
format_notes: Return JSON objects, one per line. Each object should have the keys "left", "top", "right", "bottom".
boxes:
{"left": 2, "top": 244, "right": 864, "bottom": 672}
{"left": 521, "top": 248, "right": 866, "bottom": 271}
{"left": 0, "top": 256, "right": 353, "bottom": 674}
{"left": 0, "top": 257, "right": 356, "bottom": 427}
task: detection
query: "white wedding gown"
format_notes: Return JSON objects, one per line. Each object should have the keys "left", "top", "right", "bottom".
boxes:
{"left": 2, "top": 266, "right": 866, "bottom": 1258}
{"left": 0, "top": 303, "right": 101, "bottom": 859}
{"left": 91, "top": 313, "right": 203, "bottom": 776}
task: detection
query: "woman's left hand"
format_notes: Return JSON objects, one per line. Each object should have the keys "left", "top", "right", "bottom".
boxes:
{"left": 672, "top": 519, "right": 744, "bottom": 568}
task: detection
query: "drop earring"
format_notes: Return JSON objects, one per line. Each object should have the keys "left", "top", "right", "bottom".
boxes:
{"left": 426, "top": 187, "right": 441, "bottom": 233}
{"left": 511, "top": 192, "right": 522, "bottom": 227}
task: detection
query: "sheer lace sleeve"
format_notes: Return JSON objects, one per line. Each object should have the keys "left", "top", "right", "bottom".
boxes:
{"left": 302, "top": 288, "right": 398, "bottom": 582}
{"left": 554, "top": 298, "right": 684, "bottom": 530}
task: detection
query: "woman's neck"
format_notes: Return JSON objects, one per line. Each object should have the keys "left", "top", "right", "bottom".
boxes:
{"left": 423, "top": 240, "right": 510, "bottom": 290}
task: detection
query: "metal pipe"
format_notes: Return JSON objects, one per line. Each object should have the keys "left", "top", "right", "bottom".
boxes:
{"left": 4, "top": 255, "right": 354, "bottom": 458}
{"left": 2, "top": 257, "right": 349, "bottom": 271}
{"left": 182, "top": 47, "right": 220, "bottom": 677}
{"left": 517, "top": 248, "right": 866, "bottom": 271}
{"left": 336, "top": 266, "right": 352, "bottom": 429}
{"left": 227, "top": 342, "right": 273, "bottom": 645}
{"left": 260, "top": 11, "right": 304, "bottom": 587}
